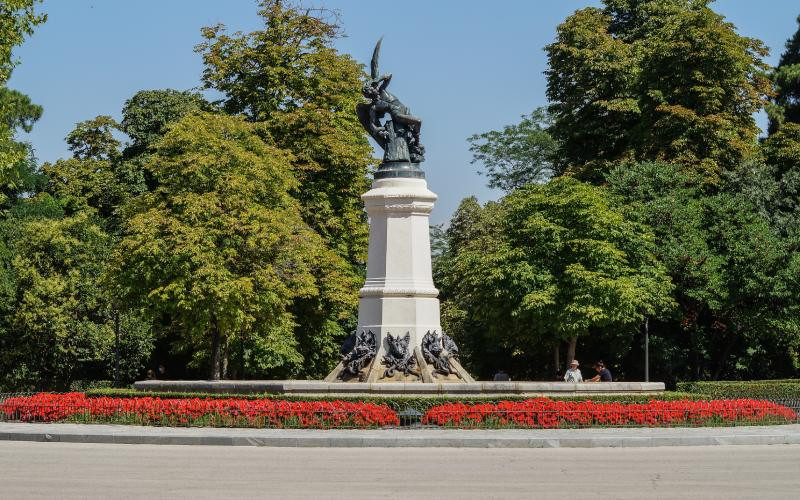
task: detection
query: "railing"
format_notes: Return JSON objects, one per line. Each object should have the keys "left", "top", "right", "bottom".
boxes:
{"left": 0, "top": 393, "right": 797, "bottom": 430}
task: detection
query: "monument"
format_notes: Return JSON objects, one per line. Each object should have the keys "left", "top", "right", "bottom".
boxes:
{"left": 325, "top": 38, "right": 473, "bottom": 383}
{"left": 133, "top": 39, "right": 664, "bottom": 396}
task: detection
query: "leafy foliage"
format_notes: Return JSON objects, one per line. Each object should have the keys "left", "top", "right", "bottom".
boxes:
{"left": 677, "top": 379, "right": 800, "bottom": 399}
{"left": 112, "top": 112, "right": 351, "bottom": 379}
{"left": 196, "top": 0, "right": 372, "bottom": 376}
{"left": 607, "top": 161, "right": 800, "bottom": 382}
{"left": 121, "top": 89, "right": 210, "bottom": 157}
{"left": 0, "top": 197, "right": 151, "bottom": 390}
{"left": 437, "top": 179, "right": 673, "bottom": 379}
{"left": 467, "top": 108, "right": 557, "bottom": 191}
{"left": 545, "top": 0, "right": 770, "bottom": 183}
{"left": 768, "top": 15, "right": 800, "bottom": 133}
{"left": 0, "top": 0, "right": 45, "bottom": 200}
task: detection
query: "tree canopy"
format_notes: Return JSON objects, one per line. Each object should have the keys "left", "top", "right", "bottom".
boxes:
{"left": 112, "top": 112, "right": 351, "bottom": 379}
{"left": 196, "top": 0, "right": 373, "bottom": 376}
{"left": 437, "top": 178, "right": 673, "bottom": 379}
{"left": 0, "top": 0, "right": 45, "bottom": 200}
{"left": 467, "top": 108, "right": 557, "bottom": 192}
{"left": 768, "top": 15, "right": 800, "bottom": 133}
{"left": 545, "top": 0, "right": 770, "bottom": 184}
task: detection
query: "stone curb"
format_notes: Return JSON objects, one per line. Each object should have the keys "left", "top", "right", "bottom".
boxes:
{"left": 2, "top": 423, "right": 800, "bottom": 448}
{"left": 131, "top": 379, "right": 666, "bottom": 395}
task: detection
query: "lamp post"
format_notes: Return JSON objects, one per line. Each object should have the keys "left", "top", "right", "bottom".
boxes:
{"left": 644, "top": 317, "right": 650, "bottom": 383}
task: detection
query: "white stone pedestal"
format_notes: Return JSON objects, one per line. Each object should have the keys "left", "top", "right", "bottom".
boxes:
{"left": 357, "top": 176, "right": 441, "bottom": 368}
{"left": 325, "top": 174, "right": 473, "bottom": 383}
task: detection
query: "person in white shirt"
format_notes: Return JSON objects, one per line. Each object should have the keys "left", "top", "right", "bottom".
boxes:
{"left": 564, "top": 359, "right": 583, "bottom": 382}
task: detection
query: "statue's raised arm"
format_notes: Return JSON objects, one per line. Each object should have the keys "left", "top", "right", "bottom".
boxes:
{"left": 356, "top": 38, "right": 425, "bottom": 165}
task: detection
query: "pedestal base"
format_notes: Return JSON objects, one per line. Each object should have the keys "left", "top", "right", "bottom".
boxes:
{"left": 325, "top": 173, "right": 474, "bottom": 383}
{"left": 132, "top": 379, "right": 666, "bottom": 396}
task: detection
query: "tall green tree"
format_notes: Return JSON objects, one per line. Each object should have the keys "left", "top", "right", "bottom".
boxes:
{"left": 195, "top": 0, "right": 373, "bottom": 375}
{"left": 768, "top": 15, "right": 800, "bottom": 133}
{"left": 5, "top": 117, "right": 158, "bottom": 389}
{"left": 44, "top": 116, "right": 125, "bottom": 221}
{"left": 546, "top": 0, "right": 770, "bottom": 183}
{"left": 747, "top": 124, "right": 800, "bottom": 236}
{"left": 112, "top": 112, "right": 355, "bottom": 379}
{"left": 0, "top": 0, "right": 45, "bottom": 200}
{"left": 0, "top": 194, "right": 152, "bottom": 390}
{"left": 608, "top": 161, "right": 800, "bottom": 380}
{"left": 439, "top": 178, "right": 674, "bottom": 379}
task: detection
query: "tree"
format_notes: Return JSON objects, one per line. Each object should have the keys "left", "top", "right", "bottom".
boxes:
{"left": 0, "top": 195, "right": 152, "bottom": 390}
{"left": 768, "top": 15, "right": 800, "bottom": 133}
{"left": 608, "top": 161, "right": 800, "bottom": 380}
{"left": 0, "top": 113, "right": 157, "bottom": 390}
{"left": 546, "top": 0, "right": 770, "bottom": 184}
{"left": 66, "top": 115, "right": 121, "bottom": 161}
{"left": 43, "top": 116, "right": 137, "bottom": 232}
{"left": 196, "top": 0, "right": 373, "bottom": 376}
{"left": 467, "top": 108, "right": 557, "bottom": 191}
{"left": 112, "top": 112, "right": 351, "bottom": 379}
{"left": 0, "top": 0, "right": 45, "bottom": 198}
{"left": 742, "top": 124, "right": 800, "bottom": 236}
{"left": 121, "top": 89, "right": 210, "bottom": 158}
{"left": 439, "top": 178, "right": 674, "bottom": 379}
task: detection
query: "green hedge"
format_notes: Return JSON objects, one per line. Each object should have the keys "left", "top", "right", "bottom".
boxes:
{"left": 69, "top": 380, "right": 115, "bottom": 392}
{"left": 677, "top": 380, "right": 800, "bottom": 400}
{"left": 85, "top": 388, "right": 704, "bottom": 412}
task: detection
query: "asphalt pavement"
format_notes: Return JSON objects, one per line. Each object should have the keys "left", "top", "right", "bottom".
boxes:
{"left": 2, "top": 440, "right": 799, "bottom": 499}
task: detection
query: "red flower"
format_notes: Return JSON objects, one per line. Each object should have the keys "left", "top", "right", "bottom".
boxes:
{"left": 420, "top": 398, "right": 797, "bottom": 429}
{"left": 0, "top": 393, "right": 399, "bottom": 429}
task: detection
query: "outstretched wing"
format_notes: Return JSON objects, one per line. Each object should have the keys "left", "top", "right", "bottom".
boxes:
{"left": 370, "top": 36, "right": 383, "bottom": 80}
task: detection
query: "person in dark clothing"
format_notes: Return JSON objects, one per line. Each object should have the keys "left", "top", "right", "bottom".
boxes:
{"left": 587, "top": 361, "right": 613, "bottom": 382}
{"left": 493, "top": 370, "right": 511, "bottom": 381}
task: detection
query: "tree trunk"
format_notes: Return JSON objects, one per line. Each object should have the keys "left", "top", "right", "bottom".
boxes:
{"left": 690, "top": 327, "right": 700, "bottom": 381}
{"left": 113, "top": 308, "right": 120, "bottom": 387}
{"left": 566, "top": 336, "right": 577, "bottom": 371}
{"left": 240, "top": 338, "right": 246, "bottom": 380}
{"left": 221, "top": 341, "right": 230, "bottom": 380}
{"left": 712, "top": 324, "right": 739, "bottom": 381}
{"left": 553, "top": 343, "right": 561, "bottom": 380}
{"left": 210, "top": 320, "right": 222, "bottom": 380}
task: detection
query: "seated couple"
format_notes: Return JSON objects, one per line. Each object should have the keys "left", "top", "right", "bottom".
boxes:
{"left": 563, "top": 360, "right": 612, "bottom": 382}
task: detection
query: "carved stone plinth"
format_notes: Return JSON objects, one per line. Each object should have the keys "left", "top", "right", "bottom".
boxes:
{"left": 326, "top": 173, "right": 473, "bottom": 383}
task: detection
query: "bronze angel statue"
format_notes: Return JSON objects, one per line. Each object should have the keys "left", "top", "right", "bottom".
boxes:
{"left": 357, "top": 38, "right": 425, "bottom": 164}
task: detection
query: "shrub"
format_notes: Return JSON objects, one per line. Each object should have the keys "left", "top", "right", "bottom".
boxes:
{"left": 677, "top": 380, "right": 800, "bottom": 400}
{"left": 68, "top": 380, "right": 115, "bottom": 392}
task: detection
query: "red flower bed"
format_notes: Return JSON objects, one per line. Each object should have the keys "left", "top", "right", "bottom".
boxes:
{"left": 0, "top": 393, "right": 399, "bottom": 429}
{"left": 421, "top": 399, "right": 797, "bottom": 428}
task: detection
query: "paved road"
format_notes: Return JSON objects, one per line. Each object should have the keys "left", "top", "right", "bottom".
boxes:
{"left": 2, "top": 441, "right": 799, "bottom": 499}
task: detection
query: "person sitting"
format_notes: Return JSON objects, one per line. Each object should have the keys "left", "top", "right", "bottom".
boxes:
{"left": 563, "top": 359, "right": 583, "bottom": 382}
{"left": 587, "top": 361, "right": 613, "bottom": 382}
{"left": 493, "top": 369, "right": 511, "bottom": 381}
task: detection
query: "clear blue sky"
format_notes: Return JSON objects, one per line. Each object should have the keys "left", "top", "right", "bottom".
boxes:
{"left": 9, "top": 0, "right": 800, "bottom": 224}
